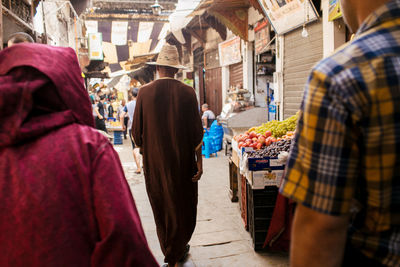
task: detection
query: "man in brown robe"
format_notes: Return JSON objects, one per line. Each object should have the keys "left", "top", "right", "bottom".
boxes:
{"left": 132, "top": 44, "right": 203, "bottom": 267}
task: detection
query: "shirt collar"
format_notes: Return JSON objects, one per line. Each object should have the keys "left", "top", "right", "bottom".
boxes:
{"left": 356, "top": 0, "right": 400, "bottom": 35}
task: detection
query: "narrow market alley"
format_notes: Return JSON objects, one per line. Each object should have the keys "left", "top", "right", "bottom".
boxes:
{"left": 116, "top": 142, "right": 289, "bottom": 267}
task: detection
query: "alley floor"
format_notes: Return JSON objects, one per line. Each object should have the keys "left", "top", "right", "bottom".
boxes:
{"left": 115, "top": 142, "right": 289, "bottom": 267}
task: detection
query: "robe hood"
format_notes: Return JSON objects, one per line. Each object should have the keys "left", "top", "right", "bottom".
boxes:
{"left": 0, "top": 43, "right": 94, "bottom": 147}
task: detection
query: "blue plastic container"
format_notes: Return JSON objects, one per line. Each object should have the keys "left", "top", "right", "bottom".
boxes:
{"left": 113, "top": 131, "right": 123, "bottom": 145}
{"left": 202, "top": 131, "right": 217, "bottom": 158}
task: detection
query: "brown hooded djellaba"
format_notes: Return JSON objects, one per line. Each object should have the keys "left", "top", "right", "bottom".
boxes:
{"left": 132, "top": 77, "right": 203, "bottom": 264}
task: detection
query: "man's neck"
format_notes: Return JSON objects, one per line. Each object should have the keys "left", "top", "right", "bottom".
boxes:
{"left": 158, "top": 73, "right": 175, "bottom": 79}
{"left": 356, "top": 0, "right": 389, "bottom": 29}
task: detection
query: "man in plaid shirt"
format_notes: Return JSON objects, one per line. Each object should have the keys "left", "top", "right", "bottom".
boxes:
{"left": 281, "top": 0, "right": 400, "bottom": 266}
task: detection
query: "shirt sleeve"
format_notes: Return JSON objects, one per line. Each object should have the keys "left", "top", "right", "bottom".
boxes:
{"left": 90, "top": 142, "right": 158, "bottom": 267}
{"left": 280, "top": 69, "right": 359, "bottom": 216}
{"left": 123, "top": 106, "right": 127, "bottom": 113}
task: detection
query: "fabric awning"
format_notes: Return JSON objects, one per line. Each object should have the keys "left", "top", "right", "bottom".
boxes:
{"left": 86, "top": 20, "right": 169, "bottom": 75}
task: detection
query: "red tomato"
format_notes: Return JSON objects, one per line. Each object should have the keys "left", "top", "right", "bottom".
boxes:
{"left": 249, "top": 131, "right": 257, "bottom": 139}
{"left": 258, "top": 136, "right": 266, "bottom": 145}
{"left": 264, "top": 131, "right": 272, "bottom": 138}
{"left": 238, "top": 141, "right": 244, "bottom": 148}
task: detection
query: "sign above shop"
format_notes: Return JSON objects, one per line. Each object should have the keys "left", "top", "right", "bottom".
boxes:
{"left": 218, "top": 37, "right": 242, "bottom": 67}
{"left": 88, "top": 33, "right": 104, "bottom": 61}
{"left": 328, "top": 0, "right": 342, "bottom": 21}
{"left": 257, "top": 0, "right": 319, "bottom": 35}
{"left": 254, "top": 20, "right": 271, "bottom": 55}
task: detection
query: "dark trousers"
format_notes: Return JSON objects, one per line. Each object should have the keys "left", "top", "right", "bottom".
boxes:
{"left": 124, "top": 117, "right": 129, "bottom": 138}
{"left": 95, "top": 117, "right": 107, "bottom": 133}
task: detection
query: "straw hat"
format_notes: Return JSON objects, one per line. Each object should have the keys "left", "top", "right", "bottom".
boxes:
{"left": 147, "top": 44, "right": 186, "bottom": 69}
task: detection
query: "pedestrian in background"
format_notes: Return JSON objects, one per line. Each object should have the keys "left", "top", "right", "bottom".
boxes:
{"left": 281, "top": 0, "right": 400, "bottom": 266}
{"left": 0, "top": 43, "right": 158, "bottom": 267}
{"left": 94, "top": 94, "right": 107, "bottom": 133}
{"left": 201, "top": 103, "right": 215, "bottom": 129}
{"left": 133, "top": 44, "right": 204, "bottom": 267}
{"left": 7, "top": 32, "right": 34, "bottom": 47}
{"left": 120, "top": 89, "right": 142, "bottom": 174}
{"left": 117, "top": 99, "right": 128, "bottom": 139}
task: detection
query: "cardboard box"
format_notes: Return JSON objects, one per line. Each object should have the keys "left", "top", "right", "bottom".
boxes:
{"left": 240, "top": 147, "right": 254, "bottom": 159}
{"left": 247, "top": 156, "right": 285, "bottom": 171}
{"left": 232, "top": 139, "right": 239, "bottom": 153}
{"left": 247, "top": 170, "right": 284, "bottom": 189}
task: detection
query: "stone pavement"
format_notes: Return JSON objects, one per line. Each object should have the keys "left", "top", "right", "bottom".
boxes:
{"left": 115, "top": 142, "right": 289, "bottom": 267}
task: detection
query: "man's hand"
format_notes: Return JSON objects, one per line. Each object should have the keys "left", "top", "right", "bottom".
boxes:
{"left": 290, "top": 204, "right": 349, "bottom": 267}
{"left": 99, "top": 115, "right": 103, "bottom": 120}
{"left": 192, "top": 165, "right": 203, "bottom": 182}
{"left": 192, "top": 144, "right": 203, "bottom": 182}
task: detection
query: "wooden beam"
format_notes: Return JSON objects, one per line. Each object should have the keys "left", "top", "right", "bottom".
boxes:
{"left": 186, "top": 28, "right": 206, "bottom": 44}
{"left": 182, "top": 30, "right": 192, "bottom": 53}
{"left": 202, "top": 13, "right": 227, "bottom": 41}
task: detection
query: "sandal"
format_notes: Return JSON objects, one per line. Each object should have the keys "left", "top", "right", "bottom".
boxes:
{"left": 134, "top": 170, "right": 141, "bottom": 174}
{"left": 179, "top": 244, "right": 190, "bottom": 262}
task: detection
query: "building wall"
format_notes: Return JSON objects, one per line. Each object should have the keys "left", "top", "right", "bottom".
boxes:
{"left": 322, "top": 0, "right": 346, "bottom": 58}
{"left": 282, "top": 21, "right": 323, "bottom": 119}
{"left": 34, "top": 1, "right": 82, "bottom": 49}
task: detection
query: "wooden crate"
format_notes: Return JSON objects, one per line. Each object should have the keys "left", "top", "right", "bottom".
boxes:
{"left": 228, "top": 159, "right": 239, "bottom": 202}
{"left": 247, "top": 184, "right": 278, "bottom": 251}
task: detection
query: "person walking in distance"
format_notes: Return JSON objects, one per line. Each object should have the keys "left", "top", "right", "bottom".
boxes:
{"left": 117, "top": 99, "right": 129, "bottom": 139}
{"left": 281, "top": 0, "right": 400, "bottom": 266}
{"left": 0, "top": 43, "right": 158, "bottom": 267}
{"left": 133, "top": 44, "right": 204, "bottom": 267}
{"left": 201, "top": 103, "right": 215, "bottom": 129}
{"left": 120, "top": 89, "right": 142, "bottom": 174}
{"left": 94, "top": 94, "right": 108, "bottom": 133}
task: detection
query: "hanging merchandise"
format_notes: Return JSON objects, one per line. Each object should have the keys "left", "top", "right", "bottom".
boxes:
{"left": 268, "top": 93, "right": 276, "bottom": 121}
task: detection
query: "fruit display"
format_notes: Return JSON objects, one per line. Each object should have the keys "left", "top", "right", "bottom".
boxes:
{"left": 234, "top": 130, "right": 294, "bottom": 150}
{"left": 248, "top": 112, "right": 299, "bottom": 138}
{"left": 234, "top": 130, "right": 275, "bottom": 150}
{"left": 247, "top": 139, "right": 292, "bottom": 158}
{"left": 106, "top": 120, "right": 122, "bottom": 128}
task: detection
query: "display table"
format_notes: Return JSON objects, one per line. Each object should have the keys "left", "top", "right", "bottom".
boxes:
{"left": 106, "top": 126, "right": 124, "bottom": 145}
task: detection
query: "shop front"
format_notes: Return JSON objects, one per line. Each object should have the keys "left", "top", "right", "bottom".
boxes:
{"left": 282, "top": 20, "right": 323, "bottom": 118}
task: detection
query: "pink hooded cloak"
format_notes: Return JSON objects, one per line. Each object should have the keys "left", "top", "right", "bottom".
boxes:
{"left": 0, "top": 43, "right": 158, "bottom": 267}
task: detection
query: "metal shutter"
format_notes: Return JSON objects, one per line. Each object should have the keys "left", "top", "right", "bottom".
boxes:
{"left": 283, "top": 21, "right": 323, "bottom": 119}
{"left": 229, "top": 62, "right": 243, "bottom": 88}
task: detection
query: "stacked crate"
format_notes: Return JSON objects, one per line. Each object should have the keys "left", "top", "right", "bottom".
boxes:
{"left": 247, "top": 184, "right": 278, "bottom": 251}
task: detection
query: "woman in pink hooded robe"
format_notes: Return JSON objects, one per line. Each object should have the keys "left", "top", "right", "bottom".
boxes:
{"left": 0, "top": 43, "right": 158, "bottom": 267}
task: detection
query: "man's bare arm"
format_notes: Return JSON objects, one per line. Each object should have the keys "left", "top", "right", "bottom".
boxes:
{"left": 202, "top": 117, "right": 207, "bottom": 128}
{"left": 291, "top": 204, "right": 349, "bottom": 267}
{"left": 120, "top": 111, "right": 126, "bottom": 131}
{"left": 95, "top": 106, "right": 103, "bottom": 120}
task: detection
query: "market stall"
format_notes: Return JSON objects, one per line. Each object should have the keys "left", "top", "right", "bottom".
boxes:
{"left": 229, "top": 112, "right": 298, "bottom": 250}
{"left": 106, "top": 119, "right": 124, "bottom": 145}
